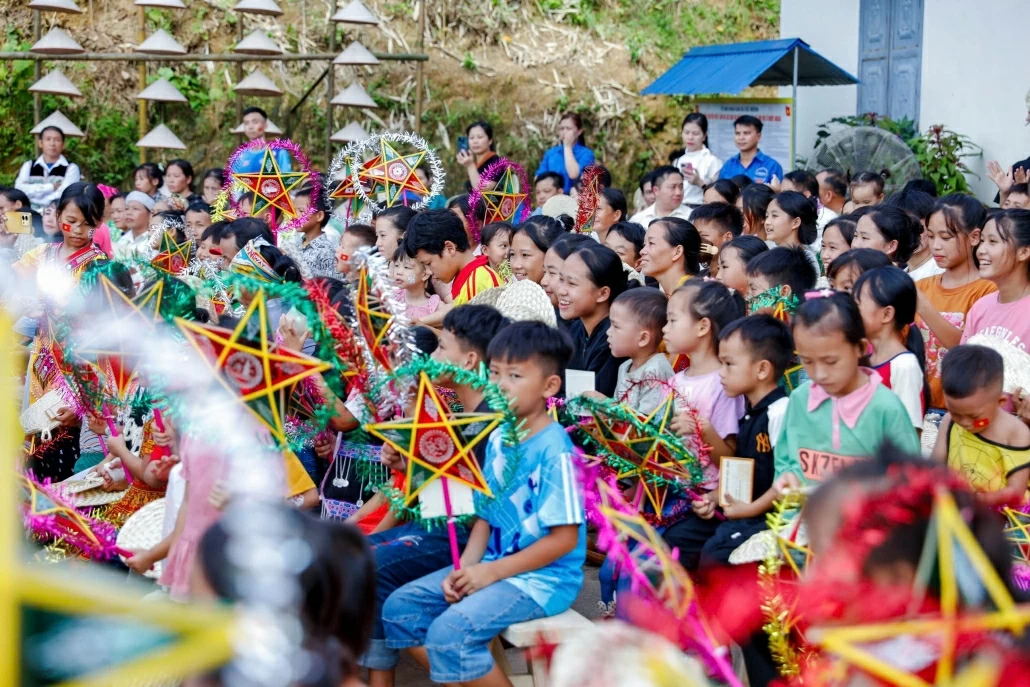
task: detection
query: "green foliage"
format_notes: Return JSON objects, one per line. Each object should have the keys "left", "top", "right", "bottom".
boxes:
{"left": 461, "top": 52, "right": 478, "bottom": 72}
{"left": 155, "top": 67, "right": 212, "bottom": 111}
{"left": 908, "top": 125, "right": 982, "bottom": 196}
{"left": 144, "top": 7, "right": 173, "bottom": 32}
{"left": 815, "top": 113, "right": 918, "bottom": 146}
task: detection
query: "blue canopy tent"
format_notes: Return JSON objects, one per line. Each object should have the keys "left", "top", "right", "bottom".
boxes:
{"left": 642, "top": 38, "right": 859, "bottom": 170}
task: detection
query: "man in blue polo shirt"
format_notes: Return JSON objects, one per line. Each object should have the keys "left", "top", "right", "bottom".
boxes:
{"left": 718, "top": 115, "right": 783, "bottom": 185}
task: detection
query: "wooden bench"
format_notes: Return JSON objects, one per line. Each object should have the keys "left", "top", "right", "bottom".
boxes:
{"left": 491, "top": 609, "right": 593, "bottom": 686}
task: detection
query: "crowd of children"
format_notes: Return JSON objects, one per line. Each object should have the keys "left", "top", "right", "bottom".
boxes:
{"left": 6, "top": 104, "right": 1030, "bottom": 687}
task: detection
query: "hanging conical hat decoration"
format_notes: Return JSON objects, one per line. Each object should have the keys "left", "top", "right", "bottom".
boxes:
{"left": 331, "top": 0, "right": 378, "bottom": 23}
{"left": 136, "top": 29, "right": 187, "bottom": 55}
{"left": 31, "top": 110, "right": 84, "bottom": 137}
{"left": 333, "top": 40, "right": 379, "bottom": 66}
{"left": 330, "top": 121, "right": 368, "bottom": 143}
{"left": 365, "top": 372, "right": 500, "bottom": 505}
{"left": 231, "top": 118, "right": 282, "bottom": 135}
{"left": 28, "top": 0, "right": 83, "bottom": 12}
{"left": 136, "top": 123, "right": 186, "bottom": 150}
{"left": 330, "top": 82, "right": 377, "bottom": 108}
{"left": 175, "top": 290, "right": 331, "bottom": 446}
{"left": 134, "top": 0, "right": 186, "bottom": 7}
{"left": 29, "top": 70, "right": 82, "bottom": 98}
{"left": 136, "top": 77, "right": 188, "bottom": 103}
{"left": 31, "top": 27, "right": 84, "bottom": 55}
{"left": 233, "top": 0, "right": 283, "bottom": 14}
{"left": 234, "top": 69, "right": 283, "bottom": 97}
{"left": 234, "top": 29, "right": 283, "bottom": 56}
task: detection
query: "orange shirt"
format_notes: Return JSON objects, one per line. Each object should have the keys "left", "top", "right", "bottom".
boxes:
{"left": 914, "top": 274, "right": 997, "bottom": 409}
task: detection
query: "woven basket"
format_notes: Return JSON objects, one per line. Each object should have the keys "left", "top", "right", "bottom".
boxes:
{"left": 728, "top": 519, "right": 808, "bottom": 565}
{"left": 117, "top": 498, "right": 166, "bottom": 579}
{"left": 73, "top": 485, "right": 130, "bottom": 508}
{"left": 61, "top": 473, "right": 105, "bottom": 494}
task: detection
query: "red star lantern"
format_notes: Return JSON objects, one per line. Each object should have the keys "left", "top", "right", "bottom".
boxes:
{"left": 150, "top": 231, "right": 193, "bottom": 276}
{"left": 231, "top": 147, "right": 310, "bottom": 220}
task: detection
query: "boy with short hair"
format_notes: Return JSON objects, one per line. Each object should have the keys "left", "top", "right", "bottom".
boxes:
{"left": 287, "top": 184, "right": 339, "bottom": 278}
{"left": 382, "top": 321, "right": 584, "bottom": 687}
{"left": 718, "top": 115, "right": 784, "bottom": 185}
{"left": 607, "top": 288, "right": 674, "bottom": 415}
{"left": 335, "top": 223, "right": 377, "bottom": 280}
{"left": 698, "top": 315, "right": 793, "bottom": 564}
{"left": 932, "top": 344, "right": 1030, "bottom": 506}
{"left": 690, "top": 202, "right": 744, "bottom": 278}
{"left": 403, "top": 209, "right": 500, "bottom": 308}
{"left": 745, "top": 246, "right": 819, "bottom": 316}
{"left": 533, "top": 172, "right": 565, "bottom": 213}
{"left": 361, "top": 305, "right": 511, "bottom": 687}
{"left": 1002, "top": 182, "right": 1030, "bottom": 209}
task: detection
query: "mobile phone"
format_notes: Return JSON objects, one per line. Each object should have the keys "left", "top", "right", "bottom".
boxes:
{"left": 457, "top": 136, "right": 470, "bottom": 154}
{"left": 3, "top": 211, "right": 32, "bottom": 234}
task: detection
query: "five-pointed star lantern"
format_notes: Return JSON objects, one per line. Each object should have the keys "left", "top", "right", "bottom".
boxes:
{"left": 231, "top": 147, "right": 309, "bottom": 220}
{"left": 355, "top": 266, "right": 396, "bottom": 370}
{"left": 811, "top": 490, "right": 1030, "bottom": 687}
{"left": 365, "top": 372, "right": 501, "bottom": 506}
{"left": 0, "top": 312, "right": 237, "bottom": 685}
{"left": 361, "top": 139, "right": 428, "bottom": 208}
{"left": 482, "top": 166, "right": 528, "bottom": 224}
{"left": 330, "top": 155, "right": 374, "bottom": 218}
{"left": 176, "top": 290, "right": 331, "bottom": 446}
{"left": 150, "top": 230, "right": 193, "bottom": 276}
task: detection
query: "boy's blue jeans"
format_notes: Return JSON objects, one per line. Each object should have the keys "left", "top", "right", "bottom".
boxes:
{"left": 382, "top": 566, "right": 547, "bottom": 683}
{"left": 359, "top": 523, "right": 470, "bottom": 672}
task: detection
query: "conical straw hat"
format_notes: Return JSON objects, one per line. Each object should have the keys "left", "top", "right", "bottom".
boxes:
{"left": 331, "top": 0, "right": 378, "bottom": 24}
{"left": 233, "top": 0, "right": 283, "bottom": 15}
{"left": 135, "top": 0, "right": 187, "bottom": 8}
{"left": 137, "top": 29, "right": 187, "bottom": 55}
{"left": 234, "top": 69, "right": 283, "bottom": 96}
{"left": 334, "top": 40, "right": 379, "bottom": 66}
{"left": 137, "top": 77, "right": 188, "bottom": 102}
{"left": 29, "top": 70, "right": 82, "bottom": 97}
{"left": 232, "top": 118, "right": 283, "bottom": 134}
{"left": 330, "top": 82, "right": 377, "bottom": 108}
{"left": 31, "top": 27, "right": 85, "bottom": 55}
{"left": 330, "top": 121, "right": 368, "bottom": 142}
{"left": 234, "top": 29, "right": 283, "bottom": 55}
{"left": 136, "top": 123, "right": 187, "bottom": 150}
{"left": 32, "top": 110, "right": 85, "bottom": 137}
{"left": 28, "top": 0, "right": 83, "bottom": 13}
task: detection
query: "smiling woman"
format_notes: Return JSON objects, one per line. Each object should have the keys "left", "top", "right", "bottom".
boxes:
{"left": 638, "top": 217, "right": 702, "bottom": 295}
{"left": 509, "top": 215, "right": 565, "bottom": 285}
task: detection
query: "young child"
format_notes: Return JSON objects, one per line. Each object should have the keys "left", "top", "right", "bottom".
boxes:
{"left": 603, "top": 220, "right": 646, "bottom": 271}
{"left": 381, "top": 321, "right": 584, "bottom": 687}
{"left": 915, "top": 194, "right": 997, "bottom": 411}
{"left": 818, "top": 215, "right": 857, "bottom": 284}
{"left": 608, "top": 288, "right": 674, "bottom": 415}
{"left": 557, "top": 242, "right": 628, "bottom": 396}
{"left": 716, "top": 234, "right": 768, "bottom": 295}
{"left": 662, "top": 280, "right": 746, "bottom": 567}
{"left": 848, "top": 170, "right": 888, "bottom": 208}
{"left": 699, "top": 315, "right": 793, "bottom": 565}
{"left": 336, "top": 223, "right": 377, "bottom": 281}
{"left": 764, "top": 191, "right": 821, "bottom": 275}
{"left": 479, "top": 221, "right": 513, "bottom": 276}
{"left": 391, "top": 246, "right": 441, "bottom": 323}
{"left": 403, "top": 209, "right": 501, "bottom": 325}
{"left": 773, "top": 292, "right": 920, "bottom": 495}
{"left": 745, "top": 245, "right": 818, "bottom": 317}
{"left": 826, "top": 247, "right": 892, "bottom": 293}
{"left": 932, "top": 345, "right": 1030, "bottom": 505}
{"left": 360, "top": 305, "right": 511, "bottom": 687}
{"left": 853, "top": 266, "right": 926, "bottom": 433}
{"left": 375, "top": 206, "right": 417, "bottom": 259}
{"left": 851, "top": 205, "right": 920, "bottom": 266}
{"left": 886, "top": 189, "right": 943, "bottom": 281}
{"left": 543, "top": 233, "right": 594, "bottom": 330}
{"left": 690, "top": 202, "right": 744, "bottom": 278}
{"left": 509, "top": 215, "right": 564, "bottom": 284}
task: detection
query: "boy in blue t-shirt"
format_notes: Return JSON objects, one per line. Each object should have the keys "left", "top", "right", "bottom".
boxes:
{"left": 382, "top": 321, "right": 585, "bottom": 686}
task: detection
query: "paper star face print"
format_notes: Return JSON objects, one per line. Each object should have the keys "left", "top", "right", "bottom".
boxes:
{"left": 150, "top": 230, "right": 194, "bottom": 276}
{"left": 362, "top": 138, "right": 429, "bottom": 207}
{"left": 231, "top": 147, "right": 309, "bottom": 219}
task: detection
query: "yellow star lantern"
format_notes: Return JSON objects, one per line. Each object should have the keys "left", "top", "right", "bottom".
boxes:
{"left": 150, "top": 230, "right": 194, "bottom": 275}
{"left": 481, "top": 166, "right": 528, "bottom": 224}
{"left": 365, "top": 372, "right": 501, "bottom": 506}
{"left": 0, "top": 311, "right": 236, "bottom": 686}
{"left": 355, "top": 265, "right": 396, "bottom": 370}
{"left": 596, "top": 479, "right": 695, "bottom": 619}
{"left": 176, "top": 290, "right": 331, "bottom": 446}
{"left": 231, "top": 147, "right": 309, "bottom": 220}
{"left": 361, "top": 139, "right": 428, "bottom": 208}
{"left": 329, "top": 155, "right": 372, "bottom": 219}
{"left": 810, "top": 490, "right": 1030, "bottom": 687}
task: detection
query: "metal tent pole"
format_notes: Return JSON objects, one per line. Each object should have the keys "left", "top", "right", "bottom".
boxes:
{"left": 790, "top": 45, "right": 798, "bottom": 172}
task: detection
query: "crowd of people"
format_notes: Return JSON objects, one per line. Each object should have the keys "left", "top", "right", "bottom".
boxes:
{"left": 5, "top": 101, "right": 1030, "bottom": 687}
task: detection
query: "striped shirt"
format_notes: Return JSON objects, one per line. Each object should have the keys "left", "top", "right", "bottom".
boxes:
{"left": 451, "top": 255, "right": 501, "bottom": 305}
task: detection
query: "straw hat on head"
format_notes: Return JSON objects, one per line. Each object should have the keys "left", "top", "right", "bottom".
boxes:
{"left": 469, "top": 279, "right": 557, "bottom": 327}
{"left": 542, "top": 194, "right": 578, "bottom": 220}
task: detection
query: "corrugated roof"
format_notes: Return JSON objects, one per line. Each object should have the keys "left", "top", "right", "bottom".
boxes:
{"left": 642, "top": 38, "right": 859, "bottom": 96}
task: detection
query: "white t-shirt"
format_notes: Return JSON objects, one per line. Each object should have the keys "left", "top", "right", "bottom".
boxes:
{"left": 907, "top": 256, "right": 945, "bottom": 282}
{"left": 630, "top": 203, "right": 693, "bottom": 227}
{"left": 673, "top": 148, "right": 723, "bottom": 206}
{"left": 812, "top": 205, "right": 838, "bottom": 254}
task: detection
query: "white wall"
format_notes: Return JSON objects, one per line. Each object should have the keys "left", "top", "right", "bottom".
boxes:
{"left": 781, "top": 0, "right": 1030, "bottom": 203}
{"left": 778, "top": 0, "right": 861, "bottom": 166}
{"left": 920, "top": 0, "right": 1030, "bottom": 201}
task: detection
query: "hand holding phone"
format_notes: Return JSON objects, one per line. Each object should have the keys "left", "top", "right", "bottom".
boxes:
{"left": 457, "top": 136, "right": 470, "bottom": 154}
{"left": 3, "top": 211, "right": 32, "bottom": 235}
